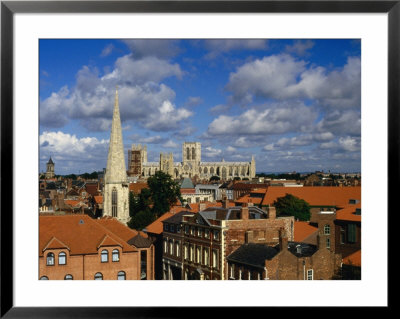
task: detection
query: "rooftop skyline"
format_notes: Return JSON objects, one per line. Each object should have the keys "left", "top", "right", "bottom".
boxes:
{"left": 39, "top": 39, "right": 361, "bottom": 175}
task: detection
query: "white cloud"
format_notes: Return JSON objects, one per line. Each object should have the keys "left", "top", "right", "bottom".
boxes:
{"left": 203, "top": 146, "right": 222, "bottom": 158}
{"left": 207, "top": 102, "right": 317, "bottom": 136}
{"left": 163, "top": 140, "right": 179, "bottom": 148}
{"left": 100, "top": 43, "right": 115, "bottom": 57}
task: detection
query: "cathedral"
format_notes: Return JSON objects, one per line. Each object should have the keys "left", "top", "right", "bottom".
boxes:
{"left": 128, "top": 142, "right": 256, "bottom": 180}
{"left": 103, "top": 88, "right": 130, "bottom": 224}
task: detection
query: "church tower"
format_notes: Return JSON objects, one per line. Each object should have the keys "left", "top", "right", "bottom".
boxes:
{"left": 103, "top": 88, "right": 130, "bottom": 224}
{"left": 45, "top": 157, "right": 55, "bottom": 179}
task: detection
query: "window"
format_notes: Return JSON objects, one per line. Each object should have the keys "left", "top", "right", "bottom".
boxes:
{"left": 184, "top": 245, "right": 188, "bottom": 260}
{"left": 101, "top": 250, "right": 108, "bottom": 263}
{"left": 307, "top": 269, "right": 313, "bottom": 280}
{"left": 190, "top": 245, "right": 194, "bottom": 262}
{"left": 46, "top": 253, "right": 55, "bottom": 266}
{"left": 112, "top": 187, "right": 118, "bottom": 218}
{"left": 64, "top": 274, "right": 73, "bottom": 280}
{"left": 175, "top": 241, "right": 180, "bottom": 257}
{"left": 58, "top": 252, "right": 66, "bottom": 265}
{"left": 197, "top": 228, "right": 202, "bottom": 237}
{"left": 117, "top": 271, "right": 126, "bottom": 280}
{"left": 140, "top": 250, "right": 147, "bottom": 280}
{"left": 212, "top": 249, "right": 218, "bottom": 269}
{"left": 190, "top": 227, "right": 194, "bottom": 236}
{"left": 94, "top": 272, "right": 103, "bottom": 280}
{"left": 205, "top": 229, "right": 210, "bottom": 239}
{"left": 239, "top": 268, "right": 242, "bottom": 280}
{"left": 164, "top": 239, "right": 168, "bottom": 253}
{"left": 169, "top": 240, "right": 174, "bottom": 255}
{"left": 40, "top": 276, "right": 49, "bottom": 280}
{"left": 185, "top": 225, "right": 189, "bottom": 234}
{"left": 164, "top": 223, "right": 169, "bottom": 231}
{"left": 324, "top": 224, "right": 330, "bottom": 235}
{"left": 213, "top": 230, "right": 219, "bottom": 240}
{"left": 326, "top": 237, "right": 330, "bottom": 249}
{"left": 204, "top": 248, "right": 209, "bottom": 266}
{"left": 230, "top": 264, "right": 234, "bottom": 279}
{"left": 196, "top": 246, "right": 202, "bottom": 264}
{"left": 340, "top": 226, "right": 345, "bottom": 244}
{"left": 347, "top": 224, "right": 357, "bottom": 243}
{"left": 170, "top": 225, "right": 175, "bottom": 232}
{"left": 112, "top": 249, "right": 120, "bottom": 262}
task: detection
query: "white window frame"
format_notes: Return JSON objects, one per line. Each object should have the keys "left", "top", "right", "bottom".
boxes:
{"left": 324, "top": 224, "right": 330, "bottom": 235}
{"left": 307, "top": 269, "right": 313, "bottom": 280}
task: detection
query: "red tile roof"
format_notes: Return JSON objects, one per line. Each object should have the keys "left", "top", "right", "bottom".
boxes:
{"left": 94, "top": 196, "right": 103, "bottom": 204}
{"left": 336, "top": 204, "right": 361, "bottom": 222}
{"left": 261, "top": 186, "right": 361, "bottom": 207}
{"left": 343, "top": 249, "right": 361, "bottom": 267}
{"left": 42, "top": 237, "right": 70, "bottom": 252}
{"left": 145, "top": 212, "right": 175, "bottom": 235}
{"left": 294, "top": 221, "right": 318, "bottom": 242}
{"left": 129, "top": 182, "right": 148, "bottom": 194}
{"left": 85, "top": 183, "right": 99, "bottom": 196}
{"left": 96, "top": 216, "right": 148, "bottom": 239}
{"left": 39, "top": 215, "right": 138, "bottom": 256}
{"left": 64, "top": 200, "right": 84, "bottom": 208}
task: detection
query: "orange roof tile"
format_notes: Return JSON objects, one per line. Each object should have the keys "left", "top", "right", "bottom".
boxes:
{"left": 94, "top": 196, "right": 103, "bottom": 204}
{"left": 42, "top": 237, "right": 70, "bottom": 252}
{"left": 294, "top": 221, "right": 318, "bottom": 242}
{"left": 129, "top": 182, "right": 148, "bottom": 194}
{"left": 95, "top": 217, "right": 147, "bottom": 239}
{"left": 261, "top": 186, "right": 361, "bottom": 207}
{"left": 64, "top": 200, "right": 82, "bottom": 207}
{"left": 336, "top": 203, "right": 361, "bottom": 222}
{"left": 235, "top": 194, "right": 263, "bottom": 205}
{"left": 39, "top": 215, "right": 137, "bottom": 256}
{"left": 145, "top": 212, "right": 175, "bottom": 235}
{"left": 343, "top": 249, "right": 361, "bottom": 267}
{"left": 97, "top": 234, "right": 123, "bottom": 248}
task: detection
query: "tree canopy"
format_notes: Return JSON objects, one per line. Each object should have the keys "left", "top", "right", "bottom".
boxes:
{"left": 127, "top": 171, "right": 182, "bottom": 230}
{"left": 210, "top": 175, "right": 220, "bottom": 181}
{"left": 273, "top": 193, "right": 311, "bottom": 221}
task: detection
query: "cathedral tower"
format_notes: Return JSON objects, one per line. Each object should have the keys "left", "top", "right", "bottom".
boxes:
{"left": 45, "top": 157, "right": 55, "bottom": 179}
{"left": 103, "top": 88, "right": 130, "bottom": 224}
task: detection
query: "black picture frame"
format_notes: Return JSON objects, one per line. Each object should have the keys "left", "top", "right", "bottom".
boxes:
{"left": 1, "top": 0, "right": 394, "bottom": 317}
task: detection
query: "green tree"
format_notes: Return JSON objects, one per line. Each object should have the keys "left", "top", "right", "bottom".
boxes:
{"left": 273, "top": 194, "right": 311, "bottom": 221}
{"left": 210, "top": 175, "right": 220, "bottom": 181}
{"left": 127, "top": 210, "right": 155, "bottom": 231}
{"left": 147, "top": 171, "right": 183, "bottom": 218}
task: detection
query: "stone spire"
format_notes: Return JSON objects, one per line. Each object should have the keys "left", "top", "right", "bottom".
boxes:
{"left": 103, "top": 87, "right": 130, "bottom": 224}
{"left": 105, "top": 87, "right": 127, "bottom": 183}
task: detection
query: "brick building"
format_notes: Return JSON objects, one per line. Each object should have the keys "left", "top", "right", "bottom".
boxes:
{"left": 39, "top": 214, "right": 154, "bottom": 280}
{"left": 160, "top": 200, "right": 294, "bottom": 280}
{"left": 227, "top": 229, "right": 341, "bottom": 280}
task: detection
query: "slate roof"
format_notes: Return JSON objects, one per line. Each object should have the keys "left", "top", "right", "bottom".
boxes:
{"left": 163, "top": 210, "right": 193, "bottom": 225}
{"left": 227, "top": 243, "right": 279, "bottom": 268}
{"left": 287, "top": 241, "right": 318, "bottom": 257}
{"left": 127, "top": 234, "right": 152, "bottom": 248}
{"left": 180, "top": 178, "right": 194, "bottom": 189}
{"left": 47, "top": 157, "right": 54, "bottom": 164}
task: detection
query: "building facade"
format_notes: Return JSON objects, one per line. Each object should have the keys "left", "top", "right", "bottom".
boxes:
{"left": 127, "top": 142, "right": 256, "bottom": 181}
{"left": 103, "top": 88, "right": 130, "bottom": 224}
{"left": 39, "top": 215, "right": 154, "bottom": 280}
{"left": 45, "top": 157, "right": 55, "bottom": 179}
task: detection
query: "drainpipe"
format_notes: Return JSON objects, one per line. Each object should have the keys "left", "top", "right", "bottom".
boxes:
{"left": 303, "top": 259, "right": 306, "bottom": 280}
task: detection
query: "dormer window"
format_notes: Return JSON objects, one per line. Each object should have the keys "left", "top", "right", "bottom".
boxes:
{"left": 213, "top": 230, "right": 219, "bottom": 240}
{"left": 101, "top": 249, "right": 108, "bottom": 263}
{"left": 296, "top": 245, "right": 302, "bottom": 254}
{"left": 46, "top": 253, "right": 55, "bottom": 266}
{"left": 58, "top": 252, "right": 66, "bottom": 265}
{"left": 112, "top": 249, "right": 120, "bottom": 262}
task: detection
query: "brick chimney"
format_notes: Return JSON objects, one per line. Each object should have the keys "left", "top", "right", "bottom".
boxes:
{"left": 241, "top": 203, "right": 249, "bottom": 220}
{"left": 279, "top": 228, "right": 288, "bottom": 251}
{"left": 268, "top": 206, "right": 276, "bottom": 220}
{"left": 222, "top": 197, "right": 229, "bottom": 209}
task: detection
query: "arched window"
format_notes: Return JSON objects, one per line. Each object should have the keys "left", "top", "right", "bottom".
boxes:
{"left": 112, "top": 187, "right": 118, "bottom": 217}
{"left": 117, "top": 271, "right": 126, "bottom": 280}
{"left": 94, "top": 272, "right": 103, "bottom": 280}
{"left": 46, "top": 252, "right": 55, "bottom": 266}
{"left": 40, "top": 276, "right": 49, "bottom": 280}
{"left": 186, "top": 147, "right": 190, "bottom": 160}
{"left": 163, "top": 239, "right": 168, "bottom": 253}
{"left": 175, "top": 241, "right": 180, "bottom": 257}
{"left": 204, "top": 167, "right": 208, "bottom": 174}
{"left": 64, "top": 274, "right": 73, "bottom": 280}
{"left": 101, "top": 249, "right": 108, "bottom": 263}
{"left": 169, "top": 240, "right": 174, "bottom": 255}
{"left": 324, "top": 224, "right": 330, "bottom": 235}
{"left": 210, "top": 167, "right": 214, "bottom": 174}
{"left": 58, "top": 252, "right": 66, "bottom": 265}
{"left": 112, "top": 249, "right": 120, "bottom": 262}
{"left": 192, "top": 147, "right": 195, "bottom": 160}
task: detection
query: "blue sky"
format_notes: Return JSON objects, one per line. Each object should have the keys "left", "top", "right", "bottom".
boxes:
{"left": 39, "top": 39, "right": 361, "bottom": 175}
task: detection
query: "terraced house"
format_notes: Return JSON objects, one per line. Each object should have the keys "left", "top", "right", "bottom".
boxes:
{"left": 39, "top": 214, "right": 154, "bottom": 280}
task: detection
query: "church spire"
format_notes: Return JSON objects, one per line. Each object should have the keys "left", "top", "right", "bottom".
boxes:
{"left": 105, "top": 86, "right": 127, "bottom": 183}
